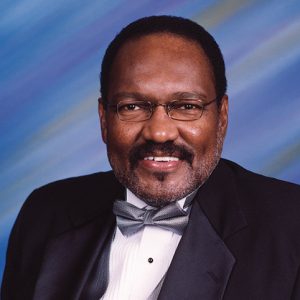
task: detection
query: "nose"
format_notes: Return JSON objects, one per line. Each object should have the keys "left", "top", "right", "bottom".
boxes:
{"left": 141, "top": 106, "right": 179, "bottom": 143}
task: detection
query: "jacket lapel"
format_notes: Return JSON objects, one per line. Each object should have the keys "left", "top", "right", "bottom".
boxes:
{"left": 32, "top": 213, "right": 115, "bottom": 300}
{"left": 32, "top": 172, "right": 124, "bottom": 300}
{"left": 159, "top": 160, "right": 248, "bottom": 300}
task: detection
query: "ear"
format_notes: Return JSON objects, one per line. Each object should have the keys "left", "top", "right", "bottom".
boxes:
{"left": 218, "top": 94, "right": 229, "bottom": 138}
{"left": 98, "top": 98, "right": 107, "bottom": 144}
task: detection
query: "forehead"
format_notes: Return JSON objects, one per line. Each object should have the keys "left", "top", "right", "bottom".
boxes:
{"left": 113, "top": 33, "right": 212, "bottom": 69}
{"left": 108, "top": 33, "right": 215, "bottom": 99}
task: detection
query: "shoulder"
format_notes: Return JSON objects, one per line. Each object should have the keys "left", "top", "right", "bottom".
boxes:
{"left": 16, "top": 171, "right": 123, "bottom": 235}
{"left": 222, "top": 158, "right": 300, "bottom": 202}
{"left": 221, "top": 159, "right": 300, "bottom": 234}
{"left": 26, "top": 170, "right": 120, "bottom": 206}
{"left": 33, "top": 170, "right": 119, "bottom": 195}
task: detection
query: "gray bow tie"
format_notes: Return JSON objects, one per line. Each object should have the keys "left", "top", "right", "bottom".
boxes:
{"left": 113, "top": 192, "right": 196, "bottom": 236}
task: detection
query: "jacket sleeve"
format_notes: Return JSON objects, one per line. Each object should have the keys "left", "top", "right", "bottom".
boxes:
{"left": 1, "top": 200, "right": 28, "bottom": 299}
{"left": 1, "top": 189, "right": 54, "bottom": 300}
{"left": 292, "top": 266, "right": 300, "bottom": 300}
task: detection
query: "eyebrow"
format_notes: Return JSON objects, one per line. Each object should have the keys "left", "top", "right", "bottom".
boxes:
{"left": 111, "top": 92, "right": 144, "bottom": 101}
{"left": 172, "top": 91, "right": 208, "bottom": 100}
{"left": 111, "top": 91, "right": 208, "bottom": 102}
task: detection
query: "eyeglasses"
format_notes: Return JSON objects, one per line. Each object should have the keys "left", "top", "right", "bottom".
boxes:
{"left": 108, "top": 98, "right": 217, "bottom": 122}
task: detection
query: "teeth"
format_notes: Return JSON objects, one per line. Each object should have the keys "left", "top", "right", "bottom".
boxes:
{"left": 144, "top": 156, "right": 179, "bottom": 162}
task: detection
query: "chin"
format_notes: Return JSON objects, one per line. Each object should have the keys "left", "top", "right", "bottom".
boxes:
{"left": 113, "top": 163, "right": 216, "bottom": 208}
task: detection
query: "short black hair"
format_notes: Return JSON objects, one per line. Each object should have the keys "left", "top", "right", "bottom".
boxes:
{"left": 100, "top": 15, "right": 227, "bottom": 107}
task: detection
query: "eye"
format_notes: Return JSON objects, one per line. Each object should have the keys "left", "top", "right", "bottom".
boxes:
{"left": 181, "top": 103, "right": 197, "bottom": 110}
{"left": 118, "top": 101, "right": 150, "bottom": 112}
{"left": 172, "top": 100, "right": 203, "bottom": 110}
{"left": 120, "top": 103, "right": 140, "bottom": 111}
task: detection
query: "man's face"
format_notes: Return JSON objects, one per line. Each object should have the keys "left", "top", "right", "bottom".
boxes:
{"left": 99, "top": 33, "right": 228, "bottom": 207}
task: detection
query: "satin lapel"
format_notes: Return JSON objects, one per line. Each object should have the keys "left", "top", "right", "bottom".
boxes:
{"left": 158, "top": 201, "right": 235, "bottom": 300}
{"left": 158, "top": 160, "right": 247, "bottom": 300}
{"left": 31, "top": 172, "right": 124, "bottom": 300}
{"left": 32, "top": 213, "right": 115, "bottom": 300}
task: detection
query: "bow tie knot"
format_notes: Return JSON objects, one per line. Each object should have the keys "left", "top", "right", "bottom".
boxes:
{"left": 113, "top": 192, "right": 197, "bottom": 236}
{"left": 143, "top": 210, "right": 155, "bottom": 225}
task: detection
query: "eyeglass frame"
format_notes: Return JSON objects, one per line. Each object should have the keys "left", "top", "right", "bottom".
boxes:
{"left": 107, "top": 98, "right": 218, "bottom": 122}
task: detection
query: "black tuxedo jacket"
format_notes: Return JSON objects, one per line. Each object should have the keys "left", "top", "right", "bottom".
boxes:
{"left": 2, "top": 159, "right": 300, "bottom": 299}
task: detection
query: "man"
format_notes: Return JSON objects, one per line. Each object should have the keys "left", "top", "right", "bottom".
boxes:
{"left": 2, "top": 15, "right": 300, "bottom": 300}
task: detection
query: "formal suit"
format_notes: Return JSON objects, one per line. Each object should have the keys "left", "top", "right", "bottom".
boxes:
{"left": 2, "top": 159, "right": 300, "bottom": 299}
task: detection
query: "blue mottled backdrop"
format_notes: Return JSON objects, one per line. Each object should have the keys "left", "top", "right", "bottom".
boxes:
{"left": 1, "top": 0, "right": 300, "bottom": 282}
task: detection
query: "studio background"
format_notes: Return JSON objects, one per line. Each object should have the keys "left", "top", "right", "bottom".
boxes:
{"left": 1, "top": 0, "right": 300, "bottom": 282}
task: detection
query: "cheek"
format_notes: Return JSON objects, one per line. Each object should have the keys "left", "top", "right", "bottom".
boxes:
{"left": 106, "top": 120, "right": 142, "bottom": 153}
{"left": 178, "top": 118, "right": 219, "bottom": 152}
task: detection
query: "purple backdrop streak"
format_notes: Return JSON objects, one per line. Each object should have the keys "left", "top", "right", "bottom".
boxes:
{"left": 1, "top": 0, "right": 300, "bottom": 282}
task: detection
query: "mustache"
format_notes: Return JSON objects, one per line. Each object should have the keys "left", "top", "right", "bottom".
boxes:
{"left": 129, "top": 141, "right": 194, "bottom": 167}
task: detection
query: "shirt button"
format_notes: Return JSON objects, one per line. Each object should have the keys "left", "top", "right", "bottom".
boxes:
{"left": 148, "top": 257, "right": 154, "bottom": 263}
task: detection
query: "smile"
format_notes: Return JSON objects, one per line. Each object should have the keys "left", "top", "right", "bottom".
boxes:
{"left": 140, "top": 156, "right": 181, "bottom": 173}
{"left": 144, "top": 156, "right": 179, "bottom": 162}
